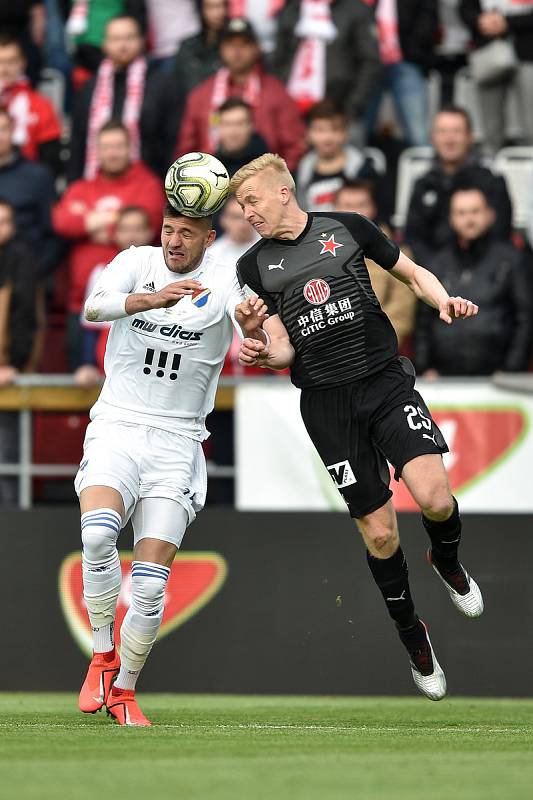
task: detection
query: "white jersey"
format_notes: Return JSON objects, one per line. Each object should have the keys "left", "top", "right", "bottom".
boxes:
{"left": 84, "top": 245, "right": 242, "bottom": 440}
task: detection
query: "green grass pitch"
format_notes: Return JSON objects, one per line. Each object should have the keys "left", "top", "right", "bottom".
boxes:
{"left": 2, "top": 694, "right": 533, "bottom": 800}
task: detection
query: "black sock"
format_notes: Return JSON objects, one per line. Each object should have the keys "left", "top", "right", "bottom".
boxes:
{"left": 422, "top": 497, "right": 461, "bottom": 570}
{"left": 366, "top": 546, "right": 417, "bottom": 630}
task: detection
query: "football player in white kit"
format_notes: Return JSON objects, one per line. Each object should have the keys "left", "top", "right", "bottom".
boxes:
{"left": 76, "top": 202, "right": 267, "bottom": 726}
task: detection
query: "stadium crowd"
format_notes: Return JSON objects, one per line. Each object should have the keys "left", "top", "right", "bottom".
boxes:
{"left": 1, "top": 0, "right": 533, "bottom": 501}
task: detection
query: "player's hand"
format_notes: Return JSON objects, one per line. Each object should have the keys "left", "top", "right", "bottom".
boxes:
{"left": 235, "top": 296, "right": 269, "bottom": 335}
{"left": 239, "top": 337, "right": 269, "bottom": 366}
{"left": 439, "top": 296, "right": 479, "bottom": 325}
{"left": 74, "top": 364, "right": 103, "bottom": 387}
{"left": 151, "top": 280, "right": 203, "bottom": 309}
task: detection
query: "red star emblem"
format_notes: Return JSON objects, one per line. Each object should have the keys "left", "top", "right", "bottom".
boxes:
{"left": 319, "top": 234, "right": 344, "bottom": 257}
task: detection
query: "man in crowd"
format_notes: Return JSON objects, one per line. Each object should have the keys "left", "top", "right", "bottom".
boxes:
{"left": 415, "top": 186, "right": 532, "bottom": 377}
{"left": 232, "top": 153, "right": 483, "bottom": 702}
{"left": 405, "top": 106, "right": 512, "bottom": 264}
{"left": 334, "top": 180, "right": 415, "bottom": 349}
{"left": 53, "top": 120, "right": 165, "bottom": 369}
{"left": 177, "top": 17, "right": 305, "bottom": 172}
{"left": 0, "top": 199, "right": 42, "bottom": 504}
{"left": 215, "top": 98, "right": 268, "bottom": 177}
{"left": 0, "top": 108, "right": 61, "bottom": 277}
{"left": 68, "top": 15, "right": 182, "bottom": 181}
{"left": 296, "top": 100, "right": 378, "bottom": 212}
{"left": 0, "top": 34, "right": 62, "bottom": 175}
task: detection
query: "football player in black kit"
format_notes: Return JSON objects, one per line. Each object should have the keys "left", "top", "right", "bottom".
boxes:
{"left": 232, "top": 154, "right": 484, "bottom": 701}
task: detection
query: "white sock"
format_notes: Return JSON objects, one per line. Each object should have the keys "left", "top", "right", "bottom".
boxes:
{"left": 114, "top": 561, "right": 170, "bottom": 691}
{"left": 80, "top": 508, "right": 122, "bottom": 652}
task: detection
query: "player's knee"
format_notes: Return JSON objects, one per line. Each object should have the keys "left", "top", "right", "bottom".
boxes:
{"left": 81, "top": 508, "right": 121, "bottom": 562}
{"left": 419, "top": 487, "right": 454, "bottom": 522}
{"left": 131, "top": 564, "right": 169, "bottom": 617}
{"left": 358, "top": 517, "right": 397, "bottom": 554}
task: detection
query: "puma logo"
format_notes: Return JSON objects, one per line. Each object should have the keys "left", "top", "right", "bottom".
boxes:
{"left": 423, "top": 433, "right": 438, "bottom": 446}
{"left": 386, "top": 590, "right": 406, "bottom": 602}
{"left": 268, "top": 258, "right": 284, "bottom": 271}
{"left": 210, "top": 170, "right": 227, "bottom": 187}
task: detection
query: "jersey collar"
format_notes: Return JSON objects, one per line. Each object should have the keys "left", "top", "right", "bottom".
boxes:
{"left": 271, "top": 213, "right": 313, "bottom": 246}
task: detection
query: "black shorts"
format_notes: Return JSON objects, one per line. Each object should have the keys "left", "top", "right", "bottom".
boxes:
{"left": 300, "top": 358, "right": 448, "bottom": 519}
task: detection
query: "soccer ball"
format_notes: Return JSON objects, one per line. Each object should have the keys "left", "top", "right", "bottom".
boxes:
{"left": 165, "top": 152, "right": 230, "bottom": 217}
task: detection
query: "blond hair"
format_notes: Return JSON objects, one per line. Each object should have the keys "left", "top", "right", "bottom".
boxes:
{"left": 229, "top": 153, "right": 296, "bottom": 194}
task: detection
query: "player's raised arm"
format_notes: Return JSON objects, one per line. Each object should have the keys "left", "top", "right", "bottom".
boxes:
{"left": 389, "top": 250, "right": 479, "bottom": 325}
{"left": 84, "top": 247, "right": 203, "bottom": 323}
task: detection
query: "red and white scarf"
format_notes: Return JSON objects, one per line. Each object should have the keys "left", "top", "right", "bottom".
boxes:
{"left": 66, "top": 0, "right": 90, "bottom": 36}
{"left": 208, "top": 66, "right": 262, "bottom": 151}
{"left": 0, "top": 77, "right": 32, "bottom": 148}
{"left": 287, "top": 0, "right": 337, "bottom": 114}
{"left": 229, "top": 0, "right": 285, "bottom": 17}
{"left": 375, "top": 0, "right": 403, "bottom": 65}
{"left": 85, "top": 57, "right": 146, "bottom": 179}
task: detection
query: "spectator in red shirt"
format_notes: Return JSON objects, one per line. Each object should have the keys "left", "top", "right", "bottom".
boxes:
{"left": 177, "top": 17, "right": 305, "bottom": 171}
{"left": 53, "top": 120, "right": 165, "bottom": 369}
{"left": 0, "top": 34, "right": 62, "bottom": 175}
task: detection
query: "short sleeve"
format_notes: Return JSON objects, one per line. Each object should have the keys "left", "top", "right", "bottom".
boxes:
{"left": 236, "top": 245, "right": 278, "bottom": 315}
{"left": 329, "top": 212, "right": 401, "bottom": 270}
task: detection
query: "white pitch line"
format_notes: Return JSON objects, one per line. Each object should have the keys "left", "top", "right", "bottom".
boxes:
{"left": 0, "top": 722, "right": 531, "bottom": 735}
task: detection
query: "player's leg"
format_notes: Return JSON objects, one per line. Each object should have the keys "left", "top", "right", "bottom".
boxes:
{"left": 78, "top": 485, "right": 124, "bottom": 713}
{"left": 106, "top": 497, "right": 188, "bottom": 727}
{"left": 356, "top": 500, "right": 446, "bottom": 701}
{"left": 401, "top": 454, "right": 483, "bottom": 618}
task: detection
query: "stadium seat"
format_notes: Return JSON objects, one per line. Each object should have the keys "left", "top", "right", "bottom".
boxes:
{"left": 392, "top": 146, "right": 434, "bottom": 229}
{"left": 493, "top": 147, "right": 533, "bottom": 230}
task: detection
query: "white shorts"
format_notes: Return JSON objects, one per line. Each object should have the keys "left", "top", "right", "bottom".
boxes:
{"left": 74, "top": 418, "right": 207, "bottom": 530}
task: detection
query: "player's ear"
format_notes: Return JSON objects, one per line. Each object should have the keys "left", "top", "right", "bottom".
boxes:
{"left": 206, "top": 228, "right": 216, "bottom": 247}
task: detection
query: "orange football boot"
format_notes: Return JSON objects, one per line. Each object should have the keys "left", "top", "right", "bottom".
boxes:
{"left": 106, "top": 687, "right": 152, "bottom": 727}
{"left": 79, "top": 649, "right": 120, "bottom": 713}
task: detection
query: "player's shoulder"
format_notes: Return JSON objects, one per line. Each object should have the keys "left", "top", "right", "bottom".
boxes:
{"left": 313, "top": 210, "right": 378, "bottom": 240}
{"left": 236, "top": 238, "right": 268, "bottom": 277}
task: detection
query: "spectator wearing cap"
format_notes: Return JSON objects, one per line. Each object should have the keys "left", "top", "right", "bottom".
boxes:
{"left": 272, "top": 0, "right": 381, "bottom": 126}
{"left": 173, "top": 0, "right": 227, "bottom": 93}
{"left": 68, "top": 14, "right": 183, "bottom": 182}
{"left": 177, "top": 17, "right": 305, "bottom": 171}
{"left": 405, "top": 105, "right": 512, "bottom": 265}
{"left": 0, "top": 34, "right": 62, "bottom": 175}
{"left": 0, "top": 108, "right": 62, "bottom": 278}
{"left": 415, "top": 186, "right": 532, "bottom": 376}
{"left": 53, "top": 121, "right": 165, "bottom": 369}
{"left": 214, "top": 98, "right": 268, "bottom": 176}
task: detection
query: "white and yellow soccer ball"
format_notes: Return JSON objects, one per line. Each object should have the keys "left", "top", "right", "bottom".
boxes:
{"left": 164, "top": 152, "right": 230, "bottom": 217}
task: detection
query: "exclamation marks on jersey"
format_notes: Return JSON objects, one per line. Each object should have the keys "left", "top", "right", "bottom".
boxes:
{"left": 156, "top": 351, "right": 168, "bottom": 378}
{"left": 143, "top": 348, "right": 154, "bottom": 375}
{"left": 170, "top": 353, "right": 181, "bottom": 381}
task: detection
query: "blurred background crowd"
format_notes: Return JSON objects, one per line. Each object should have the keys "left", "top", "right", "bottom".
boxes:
{"left": 1, "top": 0, "right": 533, "bottom": 503}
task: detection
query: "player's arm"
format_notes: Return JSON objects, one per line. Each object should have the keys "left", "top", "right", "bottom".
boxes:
{"left": 239, "top": 314, "right": 295, "bottom": 370}
{"left": 389, "top": 251, "right": 478, "bottom": 324}
{"left": 338, "top": 213, "right": 479, "bottom": 325}
{"left": 84, "top": 248, "right": 202, "bottom": 322}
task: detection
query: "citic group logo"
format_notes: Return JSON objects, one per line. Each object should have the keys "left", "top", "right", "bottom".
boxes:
{"left": 304, "top": 278, "right": 330, "bottom": 305}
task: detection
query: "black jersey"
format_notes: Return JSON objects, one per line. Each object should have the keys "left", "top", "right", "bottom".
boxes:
{"left": 236, "top": 212, "right": 401, "bottom": 389}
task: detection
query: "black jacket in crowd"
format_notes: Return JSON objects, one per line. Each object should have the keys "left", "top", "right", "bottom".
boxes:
{"left": 272, "top": 0, "right": 382, "bottom": 119}
{"left": 0, "top": 238, "right": 38, "bottom": 370}
{"left": 0, "top": 150, "right": 62, "bottom": 277}
{"left": 173, "top": 32, "right": 222, "bottom": 95}
{"left": 396, "top": 0, "right": 439, "bottom": 71}
{"left": 68, "top": 61, "right": 184, "bottom": 182}
{"left": 415, "top": 234, "right": 533, "bottom": 376}
{"left": 460, "top": 0, "right": 533, "bottom": 63}
{"left": 405, "top": 158, "right": 512, "bottom": 264}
